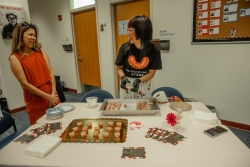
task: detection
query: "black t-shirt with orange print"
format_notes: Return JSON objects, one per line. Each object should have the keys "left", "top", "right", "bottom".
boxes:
{"left": 115, "top": 42, "right": 162, "bottom": 78}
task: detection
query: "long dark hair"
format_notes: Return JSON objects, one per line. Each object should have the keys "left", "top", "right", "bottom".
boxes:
{"left": 10, "top": 21, "right": 41, "bottom": 58}
{"left": 126, "top": 15, "right": 153, "bottom": 56}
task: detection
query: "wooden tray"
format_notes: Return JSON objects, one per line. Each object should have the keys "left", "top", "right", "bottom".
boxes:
{"left": 60, "top": 118, "right": 128, "bottom": 143}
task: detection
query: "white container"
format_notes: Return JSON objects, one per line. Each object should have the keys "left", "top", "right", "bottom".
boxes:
{"left": 86, "top": 97, "right": 98, "bottom": 108}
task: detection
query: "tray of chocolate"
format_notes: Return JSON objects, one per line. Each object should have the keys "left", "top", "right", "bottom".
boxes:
{"left": 99, "top": 98, "right": 160, "bottom": 116}
{"left": 60, "top": 118, "right": 128, "bottom": 143}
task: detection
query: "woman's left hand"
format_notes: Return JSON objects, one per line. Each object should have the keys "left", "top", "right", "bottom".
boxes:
{"left": 49, "top": 92, "right": 59, "bottom": 107}
{"left": 131, "top": 79, "right": 141, "bottom": 93}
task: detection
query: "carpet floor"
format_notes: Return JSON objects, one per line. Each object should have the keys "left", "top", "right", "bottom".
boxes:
{"left": 1, "top": 91, "right": 249, "bottom": 149}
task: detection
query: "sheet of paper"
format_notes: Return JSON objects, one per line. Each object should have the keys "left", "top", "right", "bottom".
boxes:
{"left": 209, "top": 27, "right": 219, "bottom": 34}
{"left": 198, "top": 3, "right": 208, "bottom": 10}
{"left": 198, "top": 20, "right": 208, "bottom": 27}
{"left": 211, "top": 1, "right": 221, "bottom": 9}
{"left": 230, "top": 29, "right": 236, "bottom": 37}
{"left": 228, "top": 13, "right": 238, "bottom": 21}
{"left": 229, "top": 3, "right": 238, "bottom": 12}
{"left": 210, "top": 9, "right": 220, "bottom": 17}
{"left": 199, "top": 11, "right": 208, "bottom": 19}
{"left": 240, "top": 9, "right": 246, "bottom": 17}
{"left": 245, "top": 8, "right": 250, "bottom": 16}
{"left": 210, "top": 19, "right": 220, "bottom": 26}
{"left": 118, "top": 20, "right": 127, "bottom": 35}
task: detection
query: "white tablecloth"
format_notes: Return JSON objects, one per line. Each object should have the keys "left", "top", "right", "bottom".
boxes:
{"left": 0, "top": 102, "right": 249, "bottom": 167}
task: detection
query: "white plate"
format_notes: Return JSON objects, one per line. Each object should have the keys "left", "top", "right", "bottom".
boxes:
{"left": 46, "top": 107, "right": 64, "bottom": 118}
{"left": 47, "top": 115, "right": 63, "bottom": 120}
{"left": 60, "top": 104, "right": 75, "bottom": 113}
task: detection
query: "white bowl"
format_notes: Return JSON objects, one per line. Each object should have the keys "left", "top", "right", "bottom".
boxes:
{"left": 46, "top": 107, "right": 64, "bottom": 119}
{"left": 60, "top": 104, "right": 75, "bottom": 113}
{"left": 86, "top": 97, "right": 98, "bottom": 108}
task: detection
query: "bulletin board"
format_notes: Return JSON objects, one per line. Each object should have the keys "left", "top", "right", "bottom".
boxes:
{"left": 192, "top": 0, "right": 250, "bottom": 44}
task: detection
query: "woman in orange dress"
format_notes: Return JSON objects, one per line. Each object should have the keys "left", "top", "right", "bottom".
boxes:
{"left": 9, "top": 21, "right": 59, "bottom": 125}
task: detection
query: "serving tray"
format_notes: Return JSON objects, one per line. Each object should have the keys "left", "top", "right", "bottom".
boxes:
{"left": 99, "top": 98, "right": 160, "bottom": 116}
{"left": 60, "top": 118, "right": 128, "bottom": 143}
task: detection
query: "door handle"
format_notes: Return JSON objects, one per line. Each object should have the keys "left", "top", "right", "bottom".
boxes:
{"left": 78, "top": 57, "right": 82, "bottom": 60}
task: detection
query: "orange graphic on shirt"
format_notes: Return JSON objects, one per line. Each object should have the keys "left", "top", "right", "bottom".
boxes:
{"left": 128, "top": 55, "right": 149, "bottom": 69}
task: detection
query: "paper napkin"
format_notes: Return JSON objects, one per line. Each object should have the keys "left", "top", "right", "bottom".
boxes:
{"left": 25, "top": 135, "right": 61, "bottom": 158}
{"left": 192, "top": 110, "right": 218, "bottom": 125}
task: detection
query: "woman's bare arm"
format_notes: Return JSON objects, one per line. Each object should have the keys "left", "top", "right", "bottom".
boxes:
{"left": 139, "top": 69, "right": 156, "bottom": 82}
{"left": 9, "top": 54, "right": 58, "bottom": 105}
{"left": 116, "top": 65, "right": 125, "bottom": 78}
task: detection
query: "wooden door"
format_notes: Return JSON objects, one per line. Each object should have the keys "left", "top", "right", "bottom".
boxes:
{"left": 73, "top": 9, "right": 101, "bottom": 87}
{"left": 114, "top": 0, "right": 150, "bottom": 88}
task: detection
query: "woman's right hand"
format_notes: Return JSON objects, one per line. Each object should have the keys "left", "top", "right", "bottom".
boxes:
{"left": 120, "top": 76, "right": 130, "bottom": 90}
{"left": 47, "top": 93, "right": 59, "bottom": 107}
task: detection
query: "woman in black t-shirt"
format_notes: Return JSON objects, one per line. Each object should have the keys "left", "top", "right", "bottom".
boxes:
{"left": 115, "top": 15, "right": 162, "bottom": 99}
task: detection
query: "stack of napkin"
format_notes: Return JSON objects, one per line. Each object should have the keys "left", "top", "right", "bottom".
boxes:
{"left": 25, "top": 135, "right": 61, "bottom": 158}
{"left": 192, "top": 110, "right": 218, "bottom": 125}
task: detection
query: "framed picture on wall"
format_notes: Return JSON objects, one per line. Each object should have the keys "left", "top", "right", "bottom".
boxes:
{"left": 0, "top": 4, "right": 25, "bottom": 39}
{"left": 192, "top": 0, "right": 250, "bottom": 44}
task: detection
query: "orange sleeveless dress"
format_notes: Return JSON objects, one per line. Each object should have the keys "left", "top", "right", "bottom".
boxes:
{"left": 14, "top": 50, "right": 52, "bottom": 125}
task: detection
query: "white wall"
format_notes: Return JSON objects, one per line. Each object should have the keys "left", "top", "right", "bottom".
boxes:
{"left": 0, "top": 0, "right": 78, "bottom": 110}
{"left": 95, "top": 0, "right": 250, "bottom": 125}
{"left": 95, "top": 0, "right": 116, "bottom": 97}
{"left": 27, "top": 0, "right": 78, "bottom": 90}
{"left": 0, "top": 0, "right": 30, "bottom": 109}
{"left": 150, "top": 0, "right": 250, "bottom": 125}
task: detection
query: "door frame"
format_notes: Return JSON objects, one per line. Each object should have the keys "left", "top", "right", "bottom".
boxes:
{"left": 70, "top": 5, "right": 101, "bottom": 93}
{"left": 110, "top": 0, "right": 154, "bottom": 98}
{"left": 69, "top": 0, "right": 154, "bottom": 95}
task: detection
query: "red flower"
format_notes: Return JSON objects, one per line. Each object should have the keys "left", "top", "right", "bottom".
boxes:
{"left": 166, "top": 113, "right": 177, "bottom": 126}
{"left": 138, "top": 91, "right": 142, "bottom": 95}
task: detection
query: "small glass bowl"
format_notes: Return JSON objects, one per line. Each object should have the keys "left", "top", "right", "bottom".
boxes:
{"left": 86, "top": 97, "right": 98, "bottom": 108}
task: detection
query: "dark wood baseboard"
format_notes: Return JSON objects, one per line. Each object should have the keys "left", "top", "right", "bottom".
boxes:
{"left": 220, "top": 119, "right": 250, "bottom": 132}
{"left": 10, "top": 106, "right": 26, "bottom": 114}
{"left": 64, "top": 87, "right": 77, "bottom": 93}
